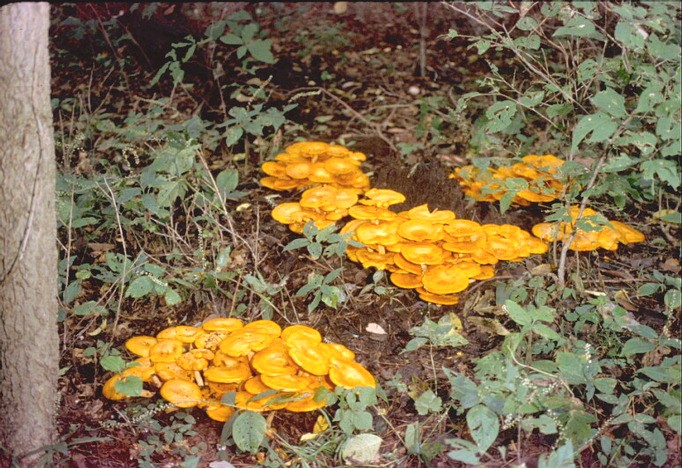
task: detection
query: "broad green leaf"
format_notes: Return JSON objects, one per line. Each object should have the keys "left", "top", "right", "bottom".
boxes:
{"left": 125, "top": 276, "right": 155, "bottom": 298}
{"left": 538, "top": 441, "right": 576, "bottom": 468}
{"left": 648, "top": 34, "right": 681, "bottom": 61}
{"left": 72, "top": 301, "right": 107, "bottom": 316}
{"left": 563, "top": 410, "right": 597, "bottom": 446}
{"left": 571, "top": 113, "right": 617, "bottom": 152}
{"left": 533, "top": 323, "right": 562, "bottom": 341}
{"left": 115, "top": 375, "right": 143, "bottom": 396}
{"left": 665, "top": 289, "right": 681, "bottom": 310}
{"left": 556, "top": 352, "right": 586, "bottom": 385}
{"left": 638, "top": 365, "right": 680, "bottom": 383}
{"left": 621, "top": 337, "right": 656, "bottom": 356}
{"left": 615, "top": 21, "right": 645, "bottom": 49}
{"left": 485, "top": 100, "right": 517, "bottom": 133}
{"left": 591, "top": 88, "right": 627, "bottom": 118}
{"left": 640, "top": 159, "right": 681, "bottom": 189}
{"left": 516, "top": 17, "right": 538, "bottom": 31}
{"left": 216, "top": 169, "right": 239, "bottom": 193}
{"left": 246, "top": 39, "right": 275, "bottom": 64}
{"left": 603, "top": 153, "right": 636, "bottom": 173}
{"left": 553, "top": 17, "right": 603, "bottom": 40}
{"left": 466, "top": 405, "right": 499, "bottom": 453}
{"left": 220, "top": 33, "right": 243, "bottom": 45}
{"left": 232, "top": 411, "right": 266, "bottom": 454}
{"left": 504, "top": 300, "right": 532, "bottom": 327}
{"left": 164, "top": 288, "right": 182, "bottom": 306}
{"left": 100, "top": 355, "right": 126, "bottom": 372}
{"left": 444, "top": 369, "right": 480, "bottom": 409}
{"left": 415, "top": 389, "right": 443, "bottom": 415}
{"left": 514, "top": 34, "right": 540, "bottom": 50}
{"left": 342, "top": 434, "right": 383, "bottom": 464}
{"left": 225, "top": 126, "right": 244, "bottom": 146}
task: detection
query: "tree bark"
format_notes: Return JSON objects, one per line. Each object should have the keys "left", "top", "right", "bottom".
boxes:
{"left": 0, "top": 2, "right": 59, "bottom": 463}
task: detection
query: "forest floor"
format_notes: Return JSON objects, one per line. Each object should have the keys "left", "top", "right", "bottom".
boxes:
{"left": 47, "top": 3, "right": 680, "bottom": 467}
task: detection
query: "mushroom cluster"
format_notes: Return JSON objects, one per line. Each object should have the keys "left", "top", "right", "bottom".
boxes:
{"left": 532, "top": 206, "right": 645, "bottom": 251}
{"left": 261, "top": 141, "right": 370, "bottom": 192}
{"left": 103, "top": 319, "right": 375, "bottom": 421}
{"left": 450, "top": 154, "right": 565, "bottom": 206}
{"left": 342, "top": 191, "right": 548, "bottom": 305}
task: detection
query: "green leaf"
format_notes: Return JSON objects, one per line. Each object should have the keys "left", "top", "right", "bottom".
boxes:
{"left": 444, "top": 369, "right": 480, "bottom": 409}
{"left": 538, "top": 441, "right": 575, "bottom": 468}
{"left": 563, "top": 410, "right": 597, "bottom": 446}
{"left": 403, "top": 337, "right": 428, "bottom": 353}
{"left": 72, "top": 301, "right": 107, "bottom": 316}
{"left": 415, "top": 389, "right": 443, "bottom": 415}
{"left": 665, "top": 288, "right": 681, "bottom": 311}
{"left": 556, "top": 352, "right": 586, "bottom": 385}
{"left": 571, "top": 113, "right": 617, "bottom": 152}
{"left": 164, "top": 288, "right": 182, "bottom": 306}
{"left": 216, "top": 169, "right": 239, "bottom": 193}
{"left": 591, "top": 88, "right": 627, "bottom": 118}
{"left": 115, "top": 375, "right": 143, "bottom": 396}
{"left": 125, "top": 276, "right": 155, "bottom": 298}
{"left": 553, "top": 17, "right": 603, "bottom": 40}
{"left": 225, "top": 126, "right": 244, "bottom": 146}
{"left": 667, "top": 415, "right": 681, "bottom": 435}
{"left": 467, "top": 405, "right": 499, "bottom": 453}
{"left": 621, "top": 337, "right": 656, "bottom": 356}
{"left": 647, "top": 34, "right": 681, "bottom": 61}
{"left": 634, "top": 82, "right": 664, "bottom": 113}
{"left": 516, "top": 17, "right": 538, "bottom": 31}
{"left": 232, "top": 411, "right": 266, "bottom": 454}
{"left": 341, "top": 434, "right": 383, "bottom": 464}
{"left": 640, "top": 159, "right": 681, "bottom": 189}
{"left": 100, "top": 356, "right": 126, "bottom": 372}
{"left": 504, "top": 300, "right": 531, "bottom": 327}
{"left": 533, "top": 323, "right": 562, "bottom": 341}
{"left": 638, "top": 365, "right": 680, "bottom": 383}
{"left": 246, "top": 39, "right": 275, "bottom": 64}
{"left": 219, "top": 33, "right": 243, "bottom": 45}
{"left": 615, "top": 21, "right": 645, "bottom": 49}
{"left": 485, "top": 100, "right": 517, "bottom": 133}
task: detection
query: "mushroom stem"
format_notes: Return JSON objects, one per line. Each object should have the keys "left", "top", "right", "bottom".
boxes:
{"left": 194, "top": 370, "right": 204, "bottom": 387}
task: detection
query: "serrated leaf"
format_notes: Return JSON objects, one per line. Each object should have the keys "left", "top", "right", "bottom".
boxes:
{"left": 553, "top": 17, "right": 602, "bottom": 40}
{"left": 216, "top": 169, "right": 239, "bottom": 193}
{"left": 232, "top": 411, "right": 266, "bottom": 454}
{"left": 504, "top": 300, "right": 532, "bottom": 326}
{"left": 538, "top": 441, "right": 575, "bottom": 468}
{"left": 341, "top": 434, "right": 383, "bottom": 464}
{"left": 466, "top": 405, "right": 499, "bottom": 453}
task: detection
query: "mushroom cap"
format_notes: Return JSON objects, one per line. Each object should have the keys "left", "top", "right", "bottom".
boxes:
{"left": 443, "top": 219, "right": 483, "bottom": 237}
{"left": 148, "top": 339, "right": 185, "bottom": 363}
{"left": 285, "top": 141, "right": 332, "bottom": 157}
{"left": 271, "top": 202, "right": 306, "bottom": 225}
{"left": 300, "top": 185, "right": 340, "bottom": 208}
{"left": 308, "top": 163, "right": 335, "bottom": 184}
{"left": 526, "top": 236, "right": 549, "bottom": 254}
{"left": 260, "top": 176, "right": 302, "bottom": 191}
{"left": 193, "top": 331, "right": 229, "bottom": 350}
{"left": 120, "top": 358, "right": 156, "bottom": 382}
{"left": 569, "top": 231, "right": 601, "bottom": 251}
{"left": 160, "top": 379, "right": 203, "bottom": 408}
{"left": 324, "top": 157, "right": 360, "bottom": 175}
{"left": 125, "top": 335, "right": 158, "bottom": 357}
{"left": 244, "top": 376, "right": 271, "bottom": 395}
{"left": 204, "top": 402, "right": 236, "bottom": 422}
{"left": 323, "top": 343, "right": 356, "bottom": 361}
{"left": 102, "top": 375, "right": 128, "bottom": 400}
{"left": 597, "top": 228, "right": 621, "bottom": 250}
{"left": 471, "top": 265, "right": 496, "bottom": 280}
{"left": 285, "top": 394, "right": 327, "bottom": 412}
{"left": 261, "top": 373, "right": 312, "bottom": 392}
{"left": 355, "top": 249, "right": 397, "bottom": 270}
{"left": 393, "top": 253, "right": 424, "bottom": 274}
{"left": 400, "top": 243, "right": 449, "bottom": 265}
{"left": 532, "top": 222, "right": 565, "bottom": 241}
{"left": 523, "top": 154, "right": 564, "bottom": 171}
{"left": 516, "top": 189, "right": 556, "bottom": 203}
{"left": 154, "top": 362, "right": 193, "bottom": 382}
{"left": 251, "top": 345, "right": 299, "bottom": 376}
{"left": 243, "top": 320, "right": 282, "bottom": 337}
{"left": 219, "top": 330, "right": 275, "bottom": 356}
{"left": 285, "top": 161, "right": 313, "bottom": 179}
{"left": 261, "top": 161, "right": 287, "bottom": 177}
{"left": 157, "top": 326, "right": 201, "bottom": 343}
{"left": 281, "top": 325, "right": 322, "bottom": 346}
{"left": 397, "top": 219, "right": 444, "bottom": 242}
{"left": 421, "top": 264, "right": 470, "bottom": 295}
{"left": 201, "top": 317, "right": 244, "bottom": 333}
{"left": 609, "top": 221, "right": 645, "bottom": 244}
{"left": 288, "top": 344, "right": 332, "bottom": 376}
{"left": 407, "top": 204, "right": 456, "bottom": 223}
{"left": 418, "top": 291, "right": 460, "bottom": 305}
{"left": 177, "top": 349, "right": 215, "bottom": 371}
{"left": 390, "top": 271, "right": 423, "bottom": 289}
{"left": 470, "top": 249, "right": 499, "bottom": 265}
{"left": 333, "top": 170, "right": 370, "bottom": 189}
{"left": 328, "top": 357, "right": 376, "bottom": 388}
{"left": 204, "top": 363, "right": 252, "bottom": 384}
{"left": 348, "top": 205, "right": 397, "bottom": 221}
{"left": 355, "top": 220, "right": 403, "bottom": 247}
{"left": 360, "top": 188, "right": 406, "bottom": 208}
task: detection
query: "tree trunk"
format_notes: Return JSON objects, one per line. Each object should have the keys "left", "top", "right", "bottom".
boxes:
{"left": 0, "top": 2, "right": 59, "bottom": 463}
